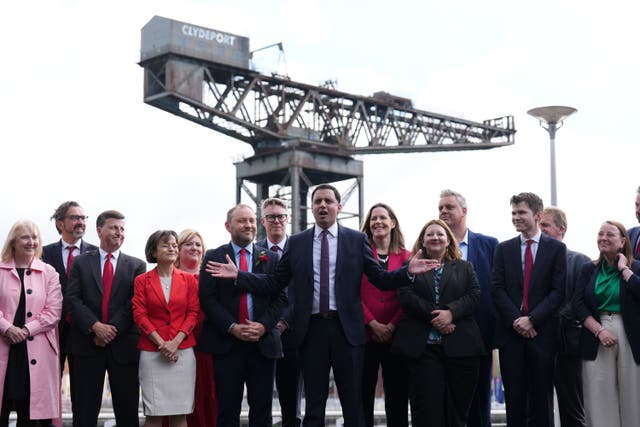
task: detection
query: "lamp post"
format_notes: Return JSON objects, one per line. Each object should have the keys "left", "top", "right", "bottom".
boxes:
{"left": 527, "top": 106, "right": 577, "bottom": 206}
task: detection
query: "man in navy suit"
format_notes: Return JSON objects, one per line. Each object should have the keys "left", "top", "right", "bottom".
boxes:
{"left": 199, "top": 204, "right": 286, "bottom": 427}
{"left": 65, "top": 210, "right": 146, "bottom": 427}
{"left": 492, "top": 192, "right": 566, "bottom": 427}
{"left": 42, "top": 201, "right": 98, "bottom": 384}
{"left": 207, "top": 185, "right": 431, "bottom": 427}
{"left": 626, "top": 186, "right": 640, "bottom": 257}
{"left": 438, "top": 189, "right": 498, "bottom": 427}
{"left": 256, "top": 197, "right": 302, "bottom": 427}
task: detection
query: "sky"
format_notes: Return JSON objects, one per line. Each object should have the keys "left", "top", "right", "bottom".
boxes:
{"left": 1, "top": 0, "right": 638, "bottom": 262}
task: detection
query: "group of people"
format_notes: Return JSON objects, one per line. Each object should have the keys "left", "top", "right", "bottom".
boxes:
{"left": 1, "top": 185, "right": 640, "bottom": 427}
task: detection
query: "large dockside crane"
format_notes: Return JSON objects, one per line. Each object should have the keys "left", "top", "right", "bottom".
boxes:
{"left": 139, "top": 16, "right": 516, "bottom": 234}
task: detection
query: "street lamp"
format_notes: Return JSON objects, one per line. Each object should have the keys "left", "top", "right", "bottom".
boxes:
{"left": 527, "top": 106, "right": 577, "bottom": 206}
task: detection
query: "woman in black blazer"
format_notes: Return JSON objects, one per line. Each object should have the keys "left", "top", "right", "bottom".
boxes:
{"left": 572, "top": 220, "right": 640, "bottom": 427}
{"left": 392, "top": 219, "right": 485, "bottom": 427}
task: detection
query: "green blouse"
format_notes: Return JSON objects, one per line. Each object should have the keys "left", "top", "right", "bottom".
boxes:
{"left": 594, "top": 260, "right": 621, "bottom": 312}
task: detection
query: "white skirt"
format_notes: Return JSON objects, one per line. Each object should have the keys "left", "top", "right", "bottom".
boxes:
{"left": 139, "top": 348, "right": 196, "bottom": 416}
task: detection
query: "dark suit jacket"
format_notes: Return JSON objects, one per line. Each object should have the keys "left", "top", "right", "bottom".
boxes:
{"left": 65, "top": 250, "right": 146, "bottom": 363}
{"left": 467, "top": 230, "right": 499, "bottom": 350}
{"left": 392, "top": 259, "right": 486, "bottom": 358}
{"left": 198, "top": 243, "right": 286, "bottom": 359}
{"left": 237, "top": 225, "right": 411, "bottom": 347}
{"left": 132, "top": 267, "right": 200, "bottom": 351}
{"left": 491, "top": 233, "right": 566, "bottom": 348}
{"left": 628, "top": 226, "right": 640, "bottom": 255}
{"left": 257, "top": 237, "right": 297, "bottom": 349}
{"left": 42, "top": 239, "right": 98, "bottom": 294}
{"left": 573, "top": 260, "right": 640, "bottom": 363}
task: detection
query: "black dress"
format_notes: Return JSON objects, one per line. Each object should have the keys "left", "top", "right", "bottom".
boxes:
{"left": 3, "top": 268, "right": 29, "bottom": 400}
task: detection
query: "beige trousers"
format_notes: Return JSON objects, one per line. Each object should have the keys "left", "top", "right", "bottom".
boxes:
{"left": 582, "top": 313, "right": 640, "bottom": 427}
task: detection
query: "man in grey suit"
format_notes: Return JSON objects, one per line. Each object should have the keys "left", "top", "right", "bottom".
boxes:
{"left": 540, "top": 206, "right": 590, "bottom": 427}
{"left": 65, "top": 210, "right": 146, "bottom": 427}
{"left": 626, "top": 186, "right": 640, "bottom": 258}
{"left": 207, "top": 184, "right": 432, "bottom": 427}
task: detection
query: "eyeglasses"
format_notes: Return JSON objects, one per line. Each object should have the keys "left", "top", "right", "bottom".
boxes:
{"left": 65, "top": 215, "right": 88, "bottom": 222}
{"left": 264, "top": 214, "right": 288, "bottom": 223}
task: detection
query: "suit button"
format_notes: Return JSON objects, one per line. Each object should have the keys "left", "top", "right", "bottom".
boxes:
{"left": 166, "top": 322, "right": 170, "bottom": 325}
{"left": 30, "top": 359, "right": 36, "bottom": 365}
{"left": 28, "top": 337, "right": 34, "bottom": 341}
{"left": 27, "top": 312, "right": 32, "bottom": 317}
{"left": 26, "top": 289, "right": 33, "bottom": 295}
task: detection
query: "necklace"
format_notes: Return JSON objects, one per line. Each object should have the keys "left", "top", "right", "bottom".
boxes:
{"left": 378, "top": 254, "right": 389, "bottom": 263}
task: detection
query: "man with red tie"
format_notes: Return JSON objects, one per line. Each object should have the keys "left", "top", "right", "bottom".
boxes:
{"left": 65, "top": 210, "right": 146, "bottom": 427}
{"left": 626, "top": 186, "right": 640, "bottom": 258}
{"left": 257, "top": 197, "right": 302, "bottom": 427}
{"left": 198, "top": 204, "right": 286, "bottom": 427}
{"left": 492, "top": 193, "right": 566, "bottom": 427}
{"left": 42, "top": 201, "right": 98, "bottom": 377}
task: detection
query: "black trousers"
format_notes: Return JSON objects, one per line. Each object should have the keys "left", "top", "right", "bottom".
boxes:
{"left": 301, "top": 317, "right": 364, "bottom": 427}
{"left": 361, "top": 341, "right": 409, "bottom": 427}
{"left": 214, "top": 341, "right": 276, "bottom": 427}
{"left": 407, "top": 345, "right": 480, "bottom": 427}
{"left": 70, "top": 351, "right": 139, "bottom": 427}
{"left": 554, "top": 353, "right": 585, "bottom": 427}
{"left": 466, "top": 352, "right": 493, "bottom": 427}
{"left": 275, "top": 346, "right": 302, "bottom": 427}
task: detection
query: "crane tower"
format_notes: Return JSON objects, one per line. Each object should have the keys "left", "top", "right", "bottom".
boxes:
{"left": 139, "top": 16, "right": 516, "bottom": 233}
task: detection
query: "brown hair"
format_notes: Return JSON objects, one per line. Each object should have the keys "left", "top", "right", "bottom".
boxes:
{"left": 597, "top": 220, "right": 633, "bottom": 267}
{"left": 411, "top": 219, "right": 461, "bottom": 261}
{"left": 360, "top": 203, "right": 406, "bottom": 254}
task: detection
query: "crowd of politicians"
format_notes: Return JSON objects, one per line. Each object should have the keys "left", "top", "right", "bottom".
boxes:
{"left": 1, "top": 184, "right": 640, "bottom": 427}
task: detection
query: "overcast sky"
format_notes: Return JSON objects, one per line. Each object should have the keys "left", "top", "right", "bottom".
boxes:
{"left": 1, "top": 0, "right": 638, "bottom": 262}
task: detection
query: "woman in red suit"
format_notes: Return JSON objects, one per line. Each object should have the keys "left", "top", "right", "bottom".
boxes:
{"left": 360, "top": 203, "right": 411, "bottom": 427}
{"left": 132, "top": 230, "right": 200, "bottom": 427}
{"left": 176, "top": 229, "right": 217, "bottom": 427}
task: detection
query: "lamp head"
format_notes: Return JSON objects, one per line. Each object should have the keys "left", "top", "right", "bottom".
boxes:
{"left": 527, "top": 106, "right": 577, "bottom": 125}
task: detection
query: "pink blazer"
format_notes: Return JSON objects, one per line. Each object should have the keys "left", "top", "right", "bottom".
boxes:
{"left": 361, "top": 247, "right": 411, "bottom": 341}
{"left": 132, "top": 267, "right": 200, "bottom": 351}
{"left": 0, "top": 258, "right": 62, "bottom": 419}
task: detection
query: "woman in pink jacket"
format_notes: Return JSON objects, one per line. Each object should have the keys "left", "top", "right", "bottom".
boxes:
{"left": 360, "top": 203, "right": 411, "bottom": 427}
{"left": 0, "top": 220, "right": 62, "bottom": 426}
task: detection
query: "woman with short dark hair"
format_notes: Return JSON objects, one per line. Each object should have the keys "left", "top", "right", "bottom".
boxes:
{"left": 133, "top": 230, "right": 200, "bottom": 427}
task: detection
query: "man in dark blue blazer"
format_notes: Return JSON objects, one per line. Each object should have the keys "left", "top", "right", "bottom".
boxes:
{"left": 257, "top": 197, "right": 302, "bottom": 427}
{"left": 492, "top": 193, "right": 566, "bottom": 427}
{"left": 65, "top": 210, "right": 146, "bottom": 427}
{"left": 438, "top": 190, "right": 498, "bottom": 427}
{"left": 207, "top": 185, "right": 431, "bottom": 427}
{"left": 42, "top": 201, "right": 98, "bottom": 376}
{"left": 626, "top": 186, "right": 640, "bottom": 257}
{"left": 199, "top": 204, "right": 286, "bottom": 427}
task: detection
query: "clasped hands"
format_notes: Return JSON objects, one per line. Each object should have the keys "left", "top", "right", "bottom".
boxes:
{"left": 3, "top": 325, "right": 30, "bottom": 344}
{"left": 206, "top": 252, "right": 442, "bottom": 279}
{"left": 513, "top": 316, "right": 537, "bottom": 338}
{"left": 431, "top": 309, "right": 455, "bottom": 335}
{"left": 92, "top": 321, "right": 118, "bottom": 347}
{"left": 231, "top": 320, "right": 266, "bottom": 342}
{"left": 158, "top": 338, "right": 180, "bottom": 363}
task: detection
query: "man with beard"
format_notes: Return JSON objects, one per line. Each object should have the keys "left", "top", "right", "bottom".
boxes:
{"left": 42, "top": 201, "right": 98, "bottom": 379}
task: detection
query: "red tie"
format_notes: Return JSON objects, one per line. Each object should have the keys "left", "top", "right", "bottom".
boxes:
{"left": 101, "top": 253, "right": 114, "bottom": 323}
{"left": 522, "top": 239, "right": 533, "bottom": 315}
{"left": 66, "top": 245, "right": 76, "bottom": 277}
{"left": 320, "top": 230, "right": 330, "bottom": 315}
{"left": 238, "top": 248, "right": 249, "bottom": 323}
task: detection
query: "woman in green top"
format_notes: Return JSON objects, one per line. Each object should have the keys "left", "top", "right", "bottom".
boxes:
{"left": 573, "top": 220, "right": 640, "bottom": 427}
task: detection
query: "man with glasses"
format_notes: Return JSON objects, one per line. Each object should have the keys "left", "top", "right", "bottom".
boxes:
{"left": 257, "top": 198, "right": 302, "bottom": 427}
{"left": 42, "top": 202, "right": 98, "bottom": 374}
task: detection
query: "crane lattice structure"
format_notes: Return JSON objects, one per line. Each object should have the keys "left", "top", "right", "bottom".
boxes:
{"left": 140, "top": 16, "right": 516, "bottom": 233}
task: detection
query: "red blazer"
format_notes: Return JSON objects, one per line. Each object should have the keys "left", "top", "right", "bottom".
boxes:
{"left": 361, "top": 247, "right": 411, "bottom": 341}
{"left": 132, "top": 267, "right": 200, "bottom": 351}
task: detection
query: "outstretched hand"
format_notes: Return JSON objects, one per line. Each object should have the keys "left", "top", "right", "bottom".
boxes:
{"left": 206, "top": 254, "right": 238, "bottom": 279}
{"left": 407, "top": 251, "right": 441, "bottom": 275}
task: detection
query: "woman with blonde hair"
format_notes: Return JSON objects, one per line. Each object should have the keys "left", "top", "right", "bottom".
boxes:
{"left": 392, "top": 219, "right": 485, "bottom": 427}
{"left": 573, "top": 220, "right": 640, "bottom": 426}
{"left": 0, "top": 220, "right": 62, "bottom": 426}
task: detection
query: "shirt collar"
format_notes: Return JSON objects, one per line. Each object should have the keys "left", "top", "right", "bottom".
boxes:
{"left": 314, "top": 222, "right": 339, "bottom": 238}
{"left": 266, "top": 235, "right": 287, "bottom": 251}
{"left": 520, "top": 230, "right": 542, "bottom": 244}
{"left": 99, "top": 247, "right": 120, "bottom": 261}
{"left": 231, "top": 241, "right": 252, "bottom": 255}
